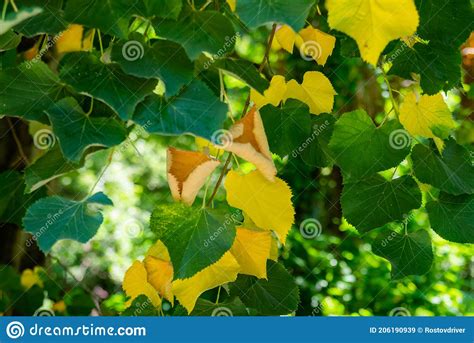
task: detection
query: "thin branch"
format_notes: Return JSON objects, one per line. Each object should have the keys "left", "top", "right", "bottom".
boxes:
{"left": 7, "top": 118, "right": 30, "bottom": 165}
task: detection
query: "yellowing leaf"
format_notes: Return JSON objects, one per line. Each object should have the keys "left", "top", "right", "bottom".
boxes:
{"left": 167, "top": 147, "right": 220, "bottom": 205}
{"left": 123, "top": 261, "right": 162, "bottom": 307}
{"left": 284, "top": 71, "right": 336, "bottom": 115}
{"left": 275, "top": 25, "right": 297, "bottom": 53}
{"left": 56, "top": 25, "right": 85, "bottom": 54}
{"left": 225, "top": 170, "right": 295, "bottom": 244}
{"left": 144, "top": 256, "right": 174, "bottom": 304}
{"left": 297, "top": 26, "right": 336, "bottom": 65}
{"left": 400, "top": 92, "right": 456, "bottom": 139}
{"left": 172, "top": 252, "right": 240, "bottom": 313}
{"left": 230, "top": 227, "right": 272, "bottom": 278}
{"left": 225, "top": 107, "right": 277, "bottom": 181}
{"left": 326, "top": 0, "right": 419, "bottom": 65}
{"left": 146, "top": 240, "right": 171, "bottom": 261}
{"left": 20, "top": 268, "right": 43, "bottom": 289}
{"left": 269, "top": 235, "right": 280, "bottom": 261}
{"left": 250, "top": 75, "right": 287, "bottom": 109}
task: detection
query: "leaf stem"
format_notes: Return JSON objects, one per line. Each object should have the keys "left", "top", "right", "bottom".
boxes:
{"left": 6, "top": 118, "right": 30, "bottom": 165}
{"left": 215, "top": 285, "right": 221, "bottom": 304}
{"left": 9, "top": 0, "right": 17, "bottom": 12}
{"left": 2, "top": 0, "right": 8, "bottom": 20}
{"left": 88, "top": 149, "right": 114, "bottom": 196}
{"left": 97, "top": 29, "right": 104, "bottom": 56}
{"left": 206, "top": 153, "right": 232, "bottom": 207}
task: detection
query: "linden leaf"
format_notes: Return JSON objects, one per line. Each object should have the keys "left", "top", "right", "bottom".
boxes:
{"left": 426, "top": 193, "right": 474, "bottom": 244}
{"left": 225, "top": 107, "right": 277, "bottom": 181}
{"left": 172, "top": 252, "right": 240, "bottom": 313}
{"left": 123, "top": 261, "right": 162, "bottom": 308}
{"left": 225, "top": 170, "right": 295, "bottom": 244}
{"left": 230, "top": 261, "right": 299, "bottom": 315}
{"left": 150, "top": 204, "right": 237, "bottom": 279}
{"left": 297, "top": 26, "right": 336, "bottom": 65}
{"left": 411, "top": 140, "right": 474, "bottom": 195}
{"left": 23, "top": 192, "right": 113, "bottom": 252}
{"left": 275, "top": 25, "right": 297, "bottom": 53}
{"left": 283, "top": 71, "right": 336, "bottom": 115}
{"left": 373, "top": 230, "right": 433, "bottom": 279}
{"left": 250, "top": 75, "right": 287, "bottom": 109}
{"left": 167, "top": 147, "right": 220, "bottom": 206}
{"left": 399, "top": 92, "right": 456, "bottom": 139}
{"left": 326, "top": 0, "right": 419, "bottom": 65}
{"left": 143, "top": 256, "right": 174, "bottom": 304}
{"left": 230, "top": 227, "right": 272, "bottom": 279}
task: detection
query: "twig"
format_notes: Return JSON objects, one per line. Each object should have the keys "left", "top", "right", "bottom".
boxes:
{"left": 7, "top": 118, "right": 30, "bottom": 165}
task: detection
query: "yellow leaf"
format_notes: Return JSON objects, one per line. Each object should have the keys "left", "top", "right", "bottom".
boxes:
{"left": 250, "top": 75, "right": 287, "bottom": 109}
{"left": 297, "top": 26, "right": 336, "bottom": 66}
{"left": 225, "top": 170, "right": 295, "bottom": 244}
{"left": 167, "top": 147, "right": 220, "bottom": 205}
{"left": 20, "top": 268, "right": 43, "bottom": 289}
{"left": 269, "top": 235, "right": 280, "bottom": 261}
{"left": 399, "top": 93, "right": 456, "bottom": 139}
{"left": 326, "top": 0, "right": 419, "bottom": 65}
{"left": 225, "top": 107, "right": 277, "bottom": 181}
{"left": 146, "top": 240, "right": 171, "bottom": 261}
{"left": 230, "top": 227, "right": 271, "bottom": 279}
{"left": 144, "top": 256, "right": 174, "bottom": 304}
{"left": 56, "top": 25, "right": 85, "bottom": 54}
{"left": 226, "top": 0, "right": 236, "bottom": 11}
{"left": 275, "top": 25, "right": 297, "bottom": 53}
{"left": 284, "top": 71, "right": 336, "bottom": 115}
{"left": 172, "top": 252, "right": 240, "bottom": 313}
{"left": 123, "top": 261, "right": 162, "bottom": 307}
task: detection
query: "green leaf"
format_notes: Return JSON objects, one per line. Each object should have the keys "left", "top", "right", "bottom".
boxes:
{"left": 13, "top": 0, "right": 67, "bottom": 37}
{"left": 230, "top": 261, "right": 299, "bottom": 315}
{"left": 415, "top": 0, "right": 473, "bottom": 49}
{"left": 133, "top": 80, "right": 228, "bottom": 140}
{"left": 23, "top": 192, "right": 113, "bottom": 252}
{"left": 150, "top": 203, "right": 237, "bottom": 279}
{"left": 0, "top": 30, "right": 21, "bottom": 51}
{"left": 135, "top": 0, "right": 183, "bottom": 19}
{"left": 212, "top": 58, "right": 269, "bottom": 94}
{"left": 389, "top": 0, "right": 473, "bottom": 94}
{"left": 0, "top": 61, "right": 63, "bottom": 123}
{"left": 341, "top": 175, "right": 422, "bottom": 233}
{"left": 64, "top": 0, "right": 131, "bottom": 38}
{"left": 426, "top": 193, "right": 474, "bottom": 243}
{"left": 260, "top": 100, "right": 312, "bottom": 157}
{"left": 0, "top": 6, "right": 42, "bottom": 35}
{"left": 24, "top": 145, "right": 82, "bottom": 193}
{"left": 373, "top": 230, "right": 433, "bottom": 279}
{"left": 329, "top": 110, "right": 411, "bottom": 180}
{"left": 235, "top": 0, "right": 314, "bottom": 31}
{"left": 389, "top": 42, "right": 461, "bottom": 95}
{"left": 300, "top": 114, "right": 336, "bottom": 167}
{"left": 411, "top": 140, "right": 474, "bottom": 195}
{"left": 153, "top": 6, "right": 236, "bottom": 60}
{"left": 188, "top": 297, "right": 248, "bottom": 316}
{"left": 46, "top": 97, "right": 127, "bottom": 162}
{"left": 122, "top": 295, "right": 160, "bottom": 316}
{"left": 60, "top": 52, "right": 157, "bottom": 121}
{"left": 0, "top": 171, "right": 44, "bottom": 226}
{"left": 111, "top": 36, "right": 194, "bottom": 97}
